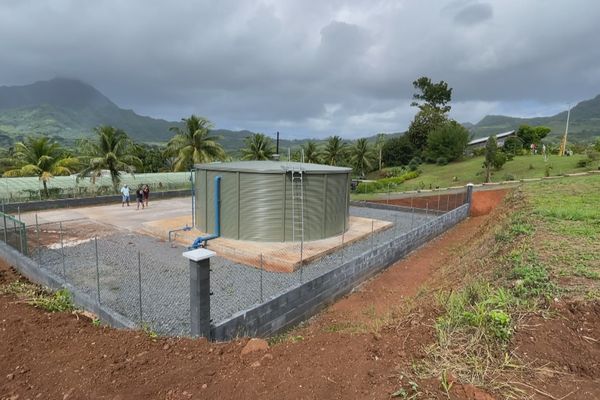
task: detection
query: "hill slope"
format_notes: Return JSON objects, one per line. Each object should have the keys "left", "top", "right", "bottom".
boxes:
{"left": 469, "top": 95, "right": 600, "bottom": 142}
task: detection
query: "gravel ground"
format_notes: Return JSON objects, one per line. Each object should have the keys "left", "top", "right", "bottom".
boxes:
{"left": 30, "top": 206, "right": 437, "bottom": 336}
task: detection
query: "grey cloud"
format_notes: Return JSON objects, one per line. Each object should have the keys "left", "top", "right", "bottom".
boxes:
{"left": 0, "top": 0, "right": 599, "bottom": 138}
{"left": 452, "top": 1, "right": 493, "bottom": 26}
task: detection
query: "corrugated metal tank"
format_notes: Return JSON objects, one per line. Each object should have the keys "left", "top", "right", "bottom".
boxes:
{"left": 195, "top": 161, "right": 351, "bottom": 242}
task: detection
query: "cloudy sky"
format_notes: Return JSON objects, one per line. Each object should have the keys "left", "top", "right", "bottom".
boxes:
{"left": 1, "top": 0, "right": 599, "bottom": 138}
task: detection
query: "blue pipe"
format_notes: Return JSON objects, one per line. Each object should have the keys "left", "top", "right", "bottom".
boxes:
{"left": 190, "top": 175, "right": 221, "bottom": 249}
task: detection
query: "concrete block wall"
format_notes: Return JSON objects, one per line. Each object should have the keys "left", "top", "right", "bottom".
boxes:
{"left": 211, "top": 203, "right": 470, "bottom": 340}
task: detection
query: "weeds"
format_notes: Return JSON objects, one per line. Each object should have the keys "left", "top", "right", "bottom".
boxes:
{"left": 29, "top": 289, "right": 75, "bottom": 312}
{"left": 141, "top": 323, "right": 158, "bottom": 339}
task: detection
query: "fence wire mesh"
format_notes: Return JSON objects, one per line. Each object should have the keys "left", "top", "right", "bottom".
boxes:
{"left": 0, "top": 187, "right": 469, "bottom": 337}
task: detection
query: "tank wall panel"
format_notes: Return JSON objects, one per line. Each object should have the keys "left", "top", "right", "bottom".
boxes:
{"left": 325, "top": 173, "right": 348, "bottom": 237}
{"left": 239, "top": 173, "right": 285, "bottom": 241}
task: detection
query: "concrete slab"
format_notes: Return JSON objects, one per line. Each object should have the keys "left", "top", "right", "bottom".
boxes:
{"left": 150, "top": 215, "right": 392, "bottom": 273}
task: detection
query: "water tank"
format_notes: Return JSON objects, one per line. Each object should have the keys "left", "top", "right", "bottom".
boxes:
{"left": 195, "top": 161, "right": 351, "bottom": 242}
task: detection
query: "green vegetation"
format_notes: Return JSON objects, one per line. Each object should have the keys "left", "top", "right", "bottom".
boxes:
{"left": 366, "top": 154, "right": 595, "bottom": 190}
{"left": 77, "top": 126, "right": 143, "bottom": 192}
{"left": 3, "top": 136, "right": 79, "bottom": 197}
{"left": 30, "top": 288, "right": 75, "bottom": 312}
{"left": 241, "top": 133, "right": 276, "bottom": 161}
{"left": 166, "top": 115, "right": 227, "bottom": 170}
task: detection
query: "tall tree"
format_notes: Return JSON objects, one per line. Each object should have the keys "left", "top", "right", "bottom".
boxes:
{"left": 167, "top": 115, "right": 227, "bottom": 171}
{"left": 407, "top": 104, "right": 448, "bottom": 151}
{"left": 241, "top": 133, "right": 275, "bottom": 160}
{"left": 382, "top": 135, "right": 417, "bottom": 167}
{"left": 411, "top": 76, "right": 453, "bottom": 113}
{"left": 3, "top": 136, "right": 79, "bottom": 198}
{"left": 301, "top": 141, "right": 321, "bottom": 164}
{"left": 482, "top": 135, "right": 498, "bottom": 183}
{"left": 78, "top": 126, "right": 142, "bottom": 193}
{"left": 424, "top": 121, "right": 470, "bottom": 162}
{"left": 350, "top": 138, "right": 373, "bottom": 177}
{"left": 516, "top": 125, "right": 551, "bottom": 148}
{"left": 322, "top": 135, "right": 347, "bottom": 166}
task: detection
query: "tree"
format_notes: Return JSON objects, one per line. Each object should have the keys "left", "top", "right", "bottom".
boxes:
{"left": 301, "top": 141, "right": 321, "bottom": 164}
{"left": 133, "top": 143, "right": 169, "bottom": 173}
{"left": 424, "top": 121, "right": 470, "bottom": 162}
{"left": 241, "top": 133, "right": 275, "bottom": 160}
{"left": 350, "top": 138, "right": 373, "bottom": 177}
{"left": 516, "top": 125, "right": 551, "bottom": 148}
{"left": 3, "top": 136, "right": 79, "bottom": 198}
{"left": 482, "top": 135, "right": 498, "bottom": 183}
{"left": 78, "top": 126, "right": 142, "bottom": 193}
{"left": 406, "top": 104, "right": 448, "bottom": 151}
{"left": 382, "top": 135, "right": 416, "bottom": 167}
{"left": 323, "top": 135, "right": 348, "bottom": 166}
{"left": 503, "top": 136, "right": 524, "bottom": 156}
{"left": 167, "top": 115, "right": 227, "bottom": 171}
{"left": 411, "top": 76, "right": 453, "bottom": 113}
{"left": 375, "top": 133, "right": 386, "bottom": 170}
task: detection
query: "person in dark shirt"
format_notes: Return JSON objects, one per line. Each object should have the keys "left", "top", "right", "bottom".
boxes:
{"left": 136, "top": 186, "right": 145, "bottom": 210}
{"left": 142, "top": 184, "right": 150, "bottom": 207}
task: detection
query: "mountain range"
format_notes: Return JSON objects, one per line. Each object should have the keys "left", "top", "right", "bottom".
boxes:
{"left": 0, "top": 78, "right": 598, "bottom": 151}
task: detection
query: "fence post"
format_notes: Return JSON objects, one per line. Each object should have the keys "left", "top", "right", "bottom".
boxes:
{"left": 184, "top": 248, "right": 215, "bottom": 338}
{"left": 446, "top": 194, "right": 450, "bottom": 211}
{"left": 35, "top": 214, "right": 41, "bottom": 267}
{"left": 466, "top": 183, "right": 474, "bottom": 212}
{"left": 437, "top": 194, "right": 441, "bottom": 211}
{"left": 426, "top": 201, "right": 429, "bottom": 217}
{"left": 59, "top": 221, "right": 66, "bottom": 281}
{"left": 340, "top": 231, "right": 345, "bottom": 265}
{"left": 95, "top": 237, "right": 100, "bottom": 304}
{"left": 2, "top": 214, "right": 6, "bottom": 243}
{"left": 260, "top": 253, "right": 264, "bottom": 303}
{"left": 394, "top": 214, "right": 399, "bottom": 237}
{"left": 411, "top": 207, "right": 415, "bottom": 230}
{"left": 137, "top": 251, "right": 143, "bottom": 326}
{"left": 371, "top": 219, "right": 374, "bottom": 250}
{"left": 19, "top": 224, "right": 24, "bottom": 255}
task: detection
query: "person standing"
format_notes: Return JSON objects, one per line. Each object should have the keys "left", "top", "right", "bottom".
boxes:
{"left": 136, "top": 186, "right": 145, "bottom": 210}
{"left": 142, "top": 184, "right": 150, "bottom": 208}
{"left": 120, "top": 184, "right": 130, "bottom": 207}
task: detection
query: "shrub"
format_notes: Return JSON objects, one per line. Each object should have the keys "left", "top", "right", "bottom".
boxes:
{"left": 357, "top": 171, "right": 421, "bottom": 193}
{"left": 493, "top": 152, "right": 507, "bottom": 170}
{"left": 436, "top": 157, "right": 448, "bottom": 166}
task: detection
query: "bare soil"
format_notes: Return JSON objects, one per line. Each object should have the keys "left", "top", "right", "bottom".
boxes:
{"left": 1, "top": 190, "right": 599, "bottom": 400}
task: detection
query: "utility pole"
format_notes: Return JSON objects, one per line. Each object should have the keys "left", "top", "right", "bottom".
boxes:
{"left": 559, "top": 104, "right": 571, "bottom": 157}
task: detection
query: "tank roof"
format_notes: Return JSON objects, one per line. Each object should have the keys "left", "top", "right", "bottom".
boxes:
{"left": 195, "top": 161, "right": 352, "bottom": 174}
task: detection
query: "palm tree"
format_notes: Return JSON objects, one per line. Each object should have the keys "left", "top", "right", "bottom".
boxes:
{"left": 241, "top": 133, "right": 275, "bottom": 160}
{"left": 78, "top": 126, "right": 142, "bottom": 193}
{"left": 3, "top": 136, "right": 79, "bottom": 198}
{"left": 167, "top": 115, "right": 227, "bottom": 171}
{"left": 301, "top": 141, "right": 322, "bottom": 164}
{"left": 323, "top": 135, "right": 347, "bottom": 166}
{"left": 350, "top": 138, "right": 374, "bottom": 177}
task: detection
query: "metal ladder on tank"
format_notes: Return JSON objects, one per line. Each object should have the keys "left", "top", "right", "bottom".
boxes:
{"left": 289, "top": 165, "right": 305, "bottom": 262}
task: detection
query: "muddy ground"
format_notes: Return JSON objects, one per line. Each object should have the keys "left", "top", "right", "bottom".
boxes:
{"left": 1, "top": 189, "right": 599, "bottom": 399}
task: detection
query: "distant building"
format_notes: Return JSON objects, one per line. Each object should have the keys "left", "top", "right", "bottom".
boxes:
{"left": 467, "top": 130, "right": 516, "bottom": 148}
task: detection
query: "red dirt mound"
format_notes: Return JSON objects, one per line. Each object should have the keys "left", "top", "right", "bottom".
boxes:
{"left": 470, "top": 189, "right": 508, "bottom": 216}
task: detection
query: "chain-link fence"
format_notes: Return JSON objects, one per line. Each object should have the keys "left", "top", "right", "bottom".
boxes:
{"left": 0, "top": 187, "right": 469, "bottom": 338}
{"left": 0, "top": 210, "right": 28, "bottom": 255}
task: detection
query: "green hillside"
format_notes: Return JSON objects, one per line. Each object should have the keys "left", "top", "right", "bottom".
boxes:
{"left": 469, "top": 95, "right": 600, "bottom": 143}
{"left": 357, "top": 154, "right": 599, "bottom": 198}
